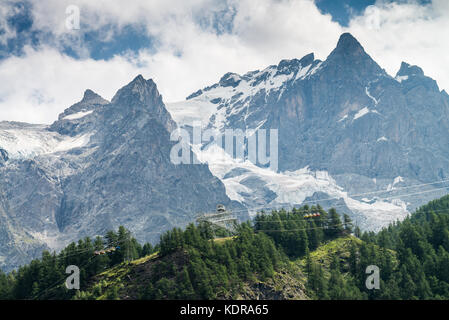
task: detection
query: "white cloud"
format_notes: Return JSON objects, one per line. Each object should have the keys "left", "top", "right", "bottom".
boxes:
{"left": 0, "top": 46, "right": 144, "bottom": 123}
{"left": 0, "top": 0, "right": 343, "bottom": 123}
{"left": 0, "top": 0, "right": 448, "bottom": 124}
{"left": 348, "top": 0, "right": 449, "bottom": 91}
{"left": 0, "top": 1, "right": 18, "bottom": 45}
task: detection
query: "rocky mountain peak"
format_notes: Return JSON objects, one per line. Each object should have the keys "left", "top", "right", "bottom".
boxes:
{"left": 335, "top": 33, "right": 364, "bottom": 52}
{"left": 396, "top": 62, "right": 425, "bottom": 77}
{"left": 81, "top": 89, "right": 109, "bottom": 105}
{"left": 323, "top": 33, "right": 385, "bottom": 80}
{"left": 299, "top": 52, "right": 315, "bottom": 67}
{"left": 219, "top": 72, "right": 241, "bottom": 88}
{"left": 54, "top": 89, "right": 108, "bottom": 123}
{"left": 109, "top": 75, "right": 177, "bottom": 133}
{"left": 275, "top": 53, "right": 315, "bottom": 76}
{"left": 395, "top": 62, "right": 440, "bottom": 92}
{"left": 127, "top": 74, "right": 148, "bottom": 89}
{"left": 325, "top": 32, "right": 371, "bottom": 64}
{"left": 111, "top": 74, "right": 162, "bottom": 106}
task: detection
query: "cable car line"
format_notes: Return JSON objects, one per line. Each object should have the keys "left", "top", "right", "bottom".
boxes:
{"left": 226, "top": 184, "right": 449, "bottom": 216}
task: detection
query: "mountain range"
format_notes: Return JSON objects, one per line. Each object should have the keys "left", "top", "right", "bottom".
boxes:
{"left": 1, "top": 33, "right": 449, "bottom": 272}
{"left": 0, "top": 76, "right": 245, "bottom": 272}
{"left": 167, "top": 32, "right": 449, "bottom": 231}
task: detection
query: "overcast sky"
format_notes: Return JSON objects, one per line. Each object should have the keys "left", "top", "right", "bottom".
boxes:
{"left": 0, "top": 0, "right": 448, "bottom": 123}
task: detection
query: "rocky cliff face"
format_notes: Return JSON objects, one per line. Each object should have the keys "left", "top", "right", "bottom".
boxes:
{"left": 166, "top": 33, "right": 449, "bottom": 230}
{"left": 0, "top": 75, "right": 245, "bottom": 272}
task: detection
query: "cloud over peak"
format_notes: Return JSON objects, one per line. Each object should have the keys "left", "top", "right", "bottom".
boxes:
{"left": 0, "top": 0, "right": 448, "bottom": 123}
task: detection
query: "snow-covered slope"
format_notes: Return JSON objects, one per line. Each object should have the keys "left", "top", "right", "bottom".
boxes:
{"left": 165, "top": 33, "right": 449, "bottom": 232}
{"left": 192, "top": 143, "right": 408, "bottom": 231}
{"left": 0, "top": 122, "right": 92, "bottom": 159}
{"left": 166, "top": 53, "right": 321, "bottom": 130}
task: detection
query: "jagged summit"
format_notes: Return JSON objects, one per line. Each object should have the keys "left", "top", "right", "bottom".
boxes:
{"left": 395, "top": 62, "right": 439, "bottom": 92}
{"left": 109, "top": 75, "right": 177, "bottom": 133}
{"left": 299, "top": 52, "right": 315, "bottom": 66}
{"left": 396, "top": 62, "right": 425, "bottom": 77}
{"left": 111, "top": 74, "right": 161, "bottom": 105}
{"left": 128, "top": 74, "right": 148, "bottom": 88}
{"left": 126, "top": 74, "right": 156, "bottom": 91}
{"left": 336, "top": 33, "right": 364, "bottom": 51}
{"left": 219, "top": 72, "right": 241, "bottom": 88}
{"left": 55, "top": 89, "right": 108, "bottom": 123}
{"left": 322, "top": 32, "right": 385, "bottom": 80}
{"left": 327, "top": 33, "right": 371, "bottom": 60}
{"left": 83, "top": 89, "right": 98, "bottom": 100}
{"left": 277, "top": 53, "right": 314, "bottom": 70}
{"left": 129, "top": 74, "right": 154, "bottom": 88}
{"left": 81, "top": 89, "right": 108, "bottom": 104}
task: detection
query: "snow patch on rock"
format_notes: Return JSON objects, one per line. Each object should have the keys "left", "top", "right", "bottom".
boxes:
{"left": 63, "top": 110, "right": 93, "bottom": 120}
{"left": 0, "top": 123, "right": 92, "bottom": 159}
{"left": 191, "top": 143, "right": 409, "bottom": 231}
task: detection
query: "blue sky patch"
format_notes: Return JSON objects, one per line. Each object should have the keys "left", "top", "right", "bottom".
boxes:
{"left": 316, "top": 0, "right": 376, "bottom": 26}
{"left": 315, "top": 0, "right": 431, "bottom": 26}
{"left": 0, "top": 0, "right": 436, "bottom": 61}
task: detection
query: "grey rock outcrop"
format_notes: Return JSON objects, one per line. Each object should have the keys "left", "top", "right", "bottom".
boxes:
{"left": 0, "top": 75, "right": 246, "bottom": 272}
{"left": 168, "top": 33, "right": 449, "bottom": 230}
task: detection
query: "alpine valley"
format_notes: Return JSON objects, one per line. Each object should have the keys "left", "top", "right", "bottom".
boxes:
{"left": 1, "top": 33, "right": 449, "bottom": 272}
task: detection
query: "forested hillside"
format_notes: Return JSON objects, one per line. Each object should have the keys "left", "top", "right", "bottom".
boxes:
{"left": 360, "top": 195, "right": 449, "bottom": 299}
{"left": 2, "top": 195, "right": 449, "bottom": 300}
